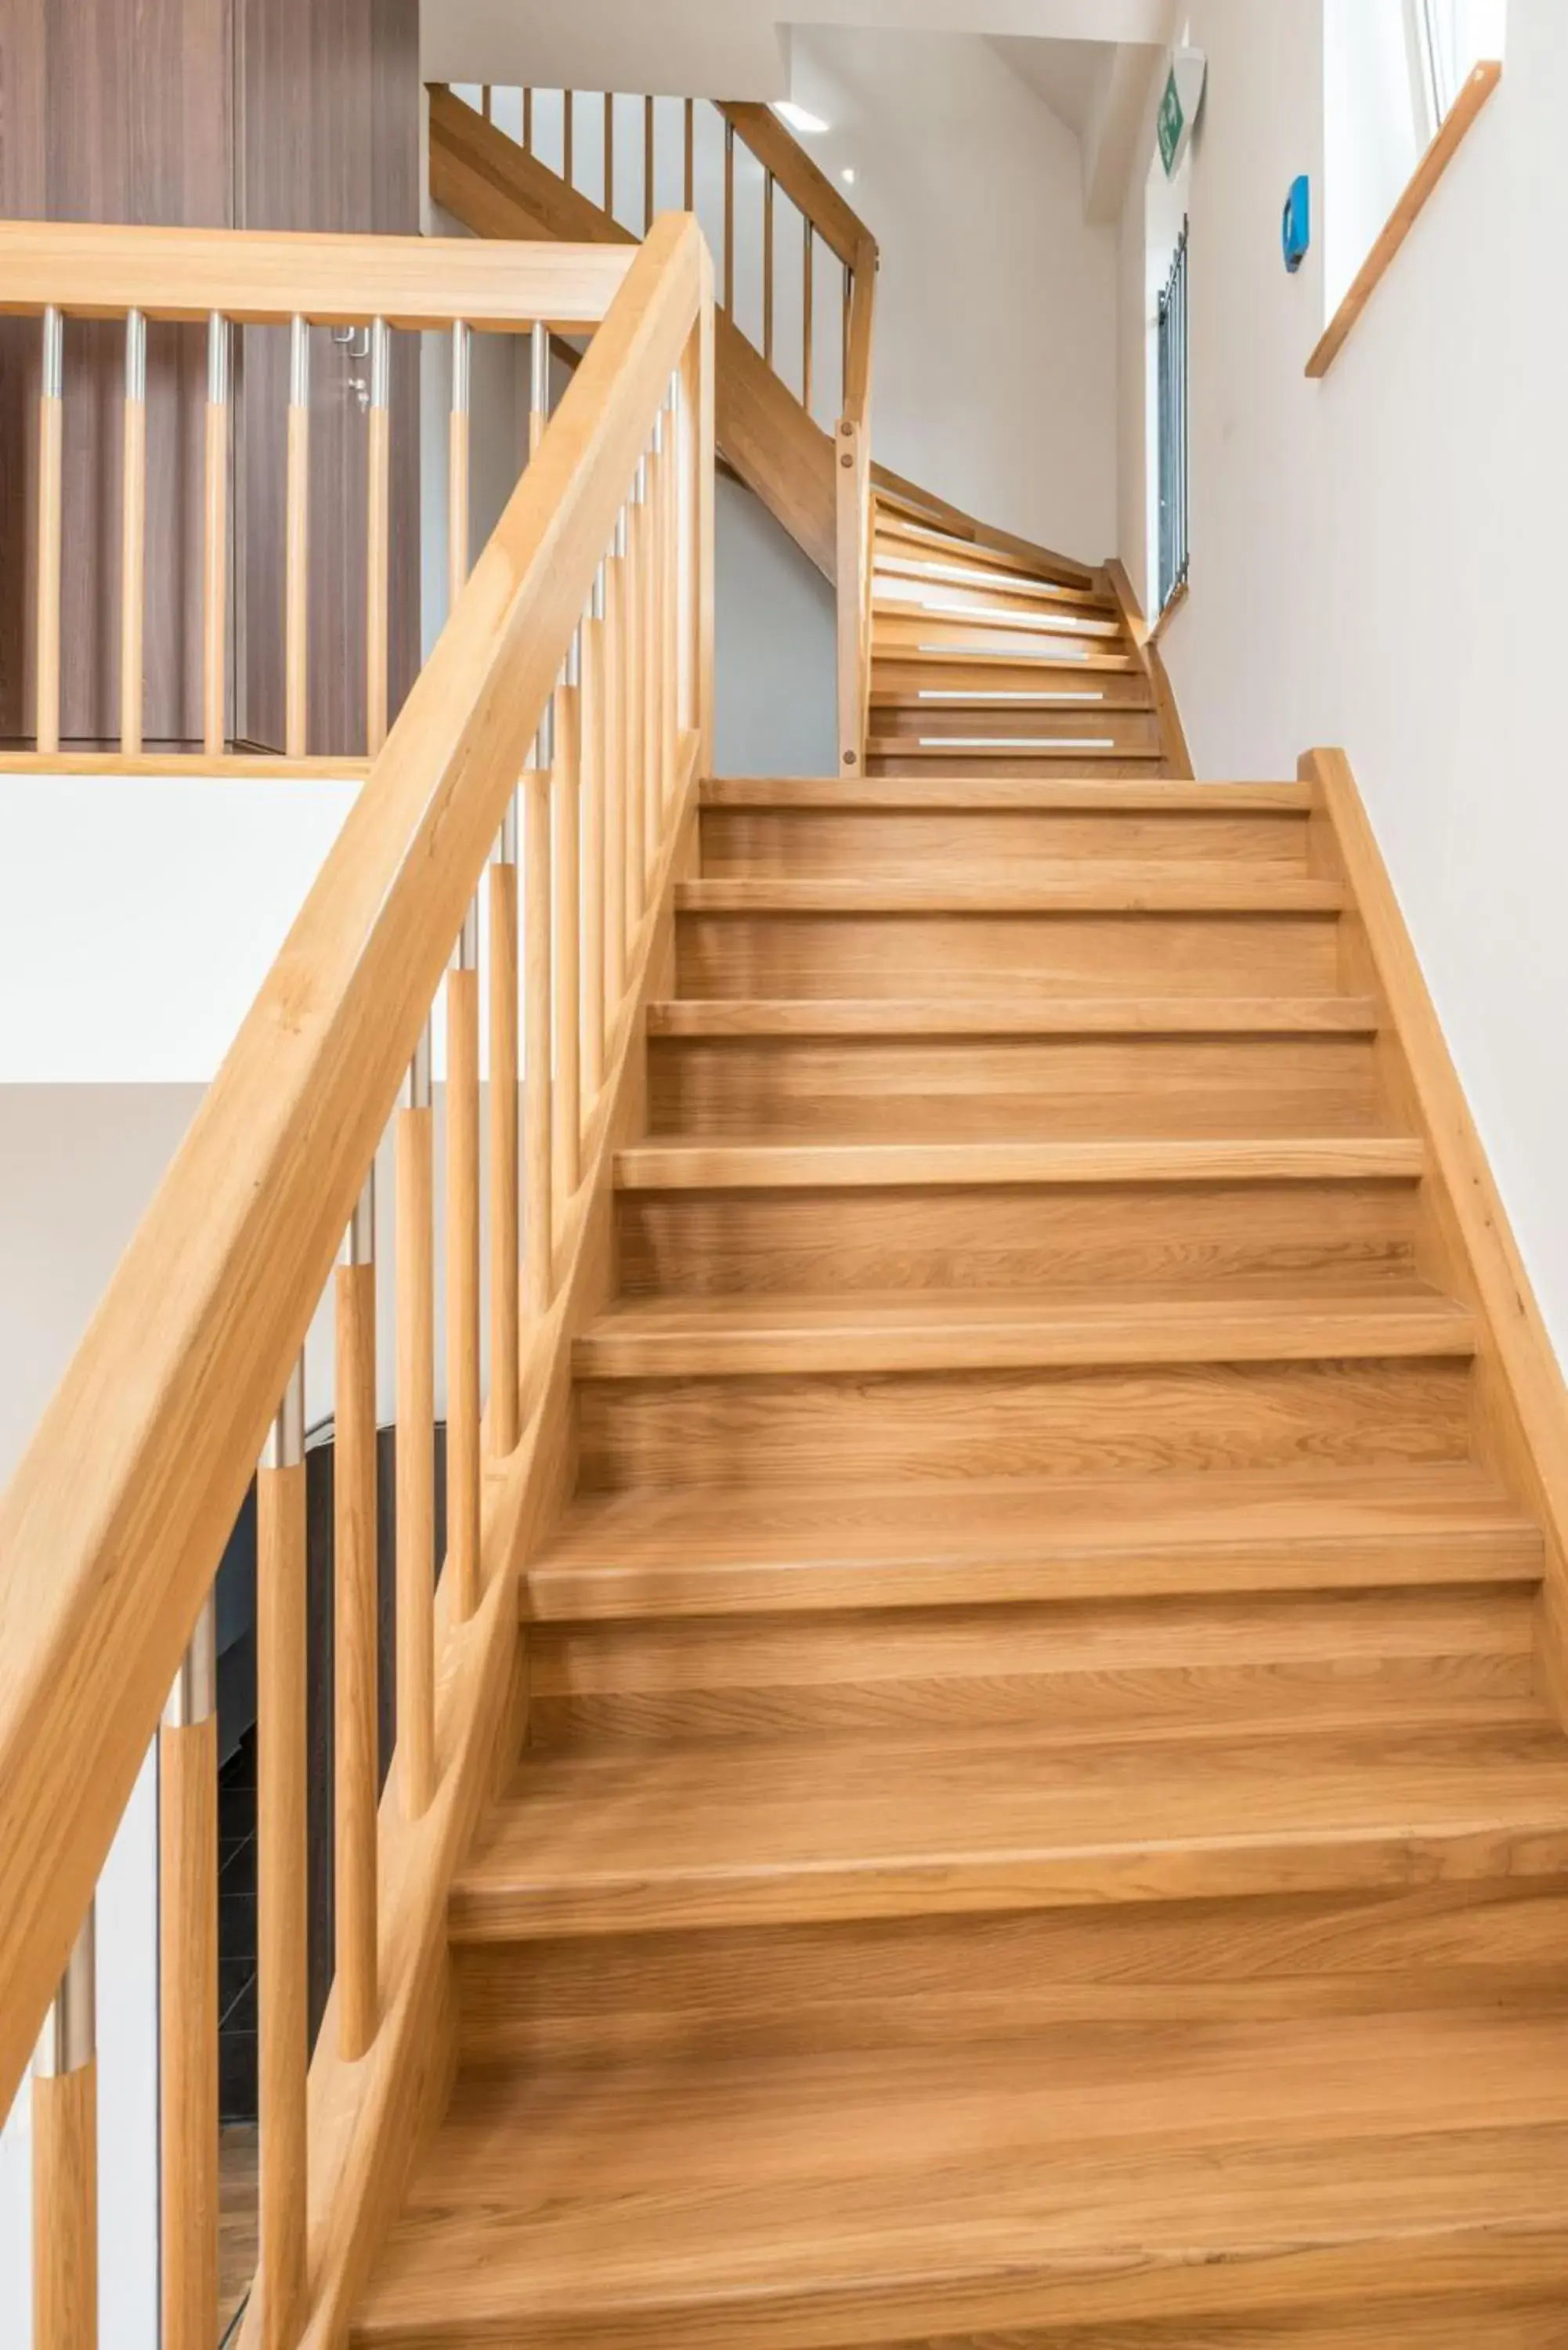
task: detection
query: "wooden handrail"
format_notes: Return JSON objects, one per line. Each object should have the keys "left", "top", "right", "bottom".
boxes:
{"left": 0, "top": 218, "right": 634, "bottom": 327}
{"left": 0, "top": 212, "right": 709, "bottom": 2121}
{"left": 713, "top": 101, "right": 877, "bottom": 275}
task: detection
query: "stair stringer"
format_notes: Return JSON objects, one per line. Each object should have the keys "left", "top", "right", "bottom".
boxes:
{"left": 1302, "top": 746, "right": 1568, "bottom": 1727}
{"left": 428, "top": 85, "right": 836, "bottom": 579}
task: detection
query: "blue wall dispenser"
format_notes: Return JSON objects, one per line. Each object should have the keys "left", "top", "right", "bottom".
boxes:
{"left": 1282, "top": 174, "right": 1311, "bottom": 273}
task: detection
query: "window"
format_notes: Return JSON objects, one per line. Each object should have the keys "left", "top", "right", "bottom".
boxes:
{"left": 1320, "top": 0, "right": 1505, "bottom": 364}
{"left": 1156, "top": 220, "right": 1189, "bottom": 618}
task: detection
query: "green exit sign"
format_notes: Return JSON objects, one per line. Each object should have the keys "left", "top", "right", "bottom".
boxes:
{"left": 1158, "top": 69, "right": 1185, "bottom": 176}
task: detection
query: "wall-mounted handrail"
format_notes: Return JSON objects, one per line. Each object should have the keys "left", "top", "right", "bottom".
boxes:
{"left": 0, "top": 209, "right": 714, "bottom": 2348}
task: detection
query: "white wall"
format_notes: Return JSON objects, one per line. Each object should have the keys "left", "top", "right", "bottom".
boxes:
{"left": 1115, "top": 1, "right": 1568, "bottom": 1368}
{"left": 791, "top": 26, "right": 1119, "bottom": 557}
{"left": 714, "top": 473, "right": 836, "bottom": 775}
{"left": 0, "top": 773, "right": 359, "bottom": 1084}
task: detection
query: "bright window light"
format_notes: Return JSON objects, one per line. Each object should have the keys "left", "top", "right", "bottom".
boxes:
{"left": 774, "top": 100, "right": 829, "bottom": 135}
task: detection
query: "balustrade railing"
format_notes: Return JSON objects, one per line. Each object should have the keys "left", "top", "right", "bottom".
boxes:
{"left": 0, "top": 210, "right": 714, "bottom": 2350}
{"left": 442, "top": 84, "right": 876, "bottom": 772}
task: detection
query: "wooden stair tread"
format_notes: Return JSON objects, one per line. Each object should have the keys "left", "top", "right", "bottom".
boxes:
{"left": 573, "top": 1285, "right": 1476, "bottom": 1379}
{"left": 873, "top": 644, "right": 1140, "bottom": 673}
{"left": 450, "top": 1720, "right": 1568, "bottom": 1940}
{"left": 699, "top": 777, "right": 1311, "bottom": 810}
{"left": 874, "top": 513, "right": 1097, "bottom": 582}
{"left": 648, "top": 996, "right": 1379, "bottom": 1036}
{"left": 357, "top": 2010, "right": 1568, "bottom": 2344}
{"left": 676, "top": 872, "right": 1343, "bottom": 913}
{"left": 616, "top": 1135, "right": 1426, "bottom": 1190}
{"left": 873, "top": 561, "right": 1118, "bottom": 614}
{"left": 525, "top": 1466, "right": 1543, "bottom": 1621}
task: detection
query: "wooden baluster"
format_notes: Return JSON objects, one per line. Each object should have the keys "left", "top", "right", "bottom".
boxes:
{"left": 802, "top": 219, "right": 814, "bottom": 415}
{"left": 645, "top": 93, "right": 656, "bottom": 233}
{"left": 684, "top": 97, "right": 695, "bottom": 211}
{"left": 763, "top": 172, "right": 775, "bottom": 367}
{"left": 490, "top": 795, "right": 520, "bottom": 1450}
{"left": 285, "top": 316, "right": 310, "bottom": 757}
{"left": 724, "top": 120, "right": 735, "bottom": 313}
{"left": 257, "top": 1359, "right": 308, "bottom": 2348}
{"left": 446, "top": 901, "right": 482, "bottom": 1617}
{"left": 120, "top": 310, "right": 146, "bottom": 754}
{"left": 581, "top": 566, "right": 607, "bottom": 1106}
{"left": 605, "top": 91, "right": 615, "bottom": 219}
{"left": 366, "top": 319, "right": 391, "bottom": 754}
{"left": 35, "top": 306, "right": 63, "bottom": 756}
{"left": 659, "top": 383, "right": 679, "bottom": 815}
{"left": 481, "top": 83, "right": 493, "bottom": 121}
{"left": 395, "top": 1035, "right": 435, "bottom": 1818}
{"left": 204, "top": 312, "right": 229, "bottom": 755}
{"left": 563, "top": 88, "right": 575, "bottom": 186}
{"left": 335, "top": 1171, "right": 378, "bottom": 2059}
{"left": 160, "top": 1597, "right": 219, "bottom": 2350}
{"left": 554, "top": 632, "right": 583, "bottom": 1204}
{"left": 842, "top": 261, "right": 852, "bottom": 400}
{"left": 685, "top": 309, "right": 716, "bottom": 770}
{"left": 641, "top": 436, "right": 660, "bottom": 879}
{"left": 33, "top": 1909, "right": 96, "bottom": 2350}
{"left": 604, "top": 508, "right": 627, "bottom": 1013}
{"left": 450, "top": 321, "right": 471, "bottom": 608}
{"left": 625, "top": 463, "right": 646, "bottom": 933}
{"left": 523, "top": 86, "right": 533, "bottom": 151}
{"left": 524, "top": 753, "right": 555, "bottom": 1321}
{"left": 530, "top": 319, "right": 549, "bottom": 460}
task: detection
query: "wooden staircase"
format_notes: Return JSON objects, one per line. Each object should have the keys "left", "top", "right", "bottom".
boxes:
{"left": 351, "top": 748, "right": 1568, "bottom": 2344}
{"left": 869, "top": 490, "right": 1186, "bottom": 777}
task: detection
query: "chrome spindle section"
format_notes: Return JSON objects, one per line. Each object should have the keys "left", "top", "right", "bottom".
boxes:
{"left": 257, "top": 1357, "right": 308, "bottom": 2349}
{"left": 446, "top": 898, "right": 482, "bottom": 1618}
{"left": 285, "top": 316, "right": 311, "bottom": 756}
{"left": 204, "top": 312, "right": 230, "bottom": 756}
{"left": 121, "top": 309, "right": 147, "bottom": 755}
{"left": 335, "top": 1169, "right": 378, "bottom": 2059}
{"left": 161, "top": 1590, "right": 219, "bottom": 2350}
{"left": 529, "top": 317, "right": 551, "bottom": 459}
{"left": 450, "top": 321, "right": 471, "bottom": 613}
{"left": 36, "top": 306, "right": 64, "bottom": 756}
{"left": 490, "top": 790, "right": 522, "bottom": 1453}
{"left": 366, "top": 318, "right": 392, "bottom": 754}
{"left": 33, "top": 1903, "right": 96, "bottom": 2350}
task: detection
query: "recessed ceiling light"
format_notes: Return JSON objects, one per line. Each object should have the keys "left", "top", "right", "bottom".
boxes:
{"left": 773, "top": 100, "right": 829, "bottom": 135}
{"left": 840, "top": 166, "right": 857, "bottom": 185}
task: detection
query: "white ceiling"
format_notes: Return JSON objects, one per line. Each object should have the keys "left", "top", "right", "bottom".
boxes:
{"left": 988, "top": 34, "right": 1106, "bottom": 136}
{"left": 421, "top": 0, "right": 1175, "bottom": 98}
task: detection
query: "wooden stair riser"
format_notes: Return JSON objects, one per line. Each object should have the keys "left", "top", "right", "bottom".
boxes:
{"left": 876, "top": 609, "right": 1128, "bottom": 655}
{"left": 868, "top": 750, "right": 1172, "bottom": 779}
{"left": 647, "top": 1036, "right": 1388, "bottom": 1141}
{"left": 677, "top": 911, "right": 1344, "bottom": 1000}
{"left": 525, "top": 1585, "right": 1539, "bottom": 1749}
{"left": 616, "top": 1180, "right": 1421, "bottom": 1299}
{"left": 576, "top": 1358, "right": 1476, "bottom": 1494}
{"left": 872, "top": 513, "right": 1096, "bottom": 591}
{"left": 699, "top": 808, "right": 1315, "bottom": 878}
{"left": 454, "top": 1878, "right": 1568, "bottom": 2069}
{"left": 871, "top": 671, "right": 1156, "bottom": 713}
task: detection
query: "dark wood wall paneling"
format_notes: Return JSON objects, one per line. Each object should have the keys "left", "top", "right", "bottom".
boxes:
{"left": 0, "top": 0, "right": 419, "bottom": 754}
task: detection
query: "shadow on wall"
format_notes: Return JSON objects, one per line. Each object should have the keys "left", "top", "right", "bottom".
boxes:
{"left": 715, "top": 474, "right": 836, "bottom": 777}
